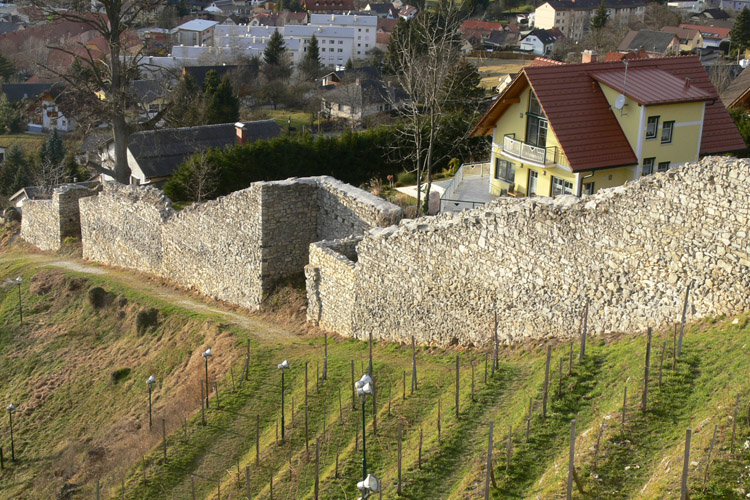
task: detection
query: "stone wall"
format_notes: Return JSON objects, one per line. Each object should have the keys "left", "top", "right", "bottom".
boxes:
{"left": 306, "top": 157, "right": 750, "bottom": 346}
{"left": 21, "top": 185, "right": 97, "bottom": 251}
{"left": 161, "top": 186, "right": 264, "bottom": 310}
{"left": 71, "top": 176, "right": 402, "bottom": 310}
{"left": 306, "top": 236, "right": 360, "bottom": 335}
{"left": 80, "top": 184, "right": 174, "bottom": 275}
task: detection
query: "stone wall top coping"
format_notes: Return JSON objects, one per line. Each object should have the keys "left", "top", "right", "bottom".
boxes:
{"left": 313, "top": 176, "right": 403, "bottom": 216}
{"left": 369, "top": 159, "right": 726, "bottom": 242}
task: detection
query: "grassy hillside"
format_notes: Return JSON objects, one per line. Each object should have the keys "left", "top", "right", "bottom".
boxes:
{"left": 0, "top": 243, "right": 749, "bottom": 499}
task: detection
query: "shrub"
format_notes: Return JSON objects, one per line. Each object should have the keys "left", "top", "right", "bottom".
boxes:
{"left": 395, "top": 170, "right": 416, "bottom": 186}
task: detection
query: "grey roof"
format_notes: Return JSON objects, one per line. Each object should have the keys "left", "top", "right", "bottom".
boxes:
{"left": 324, "top": 79, "right": 407, "bottom": 107}
{"left": 486, "top": 30, "right": 520, "bottom": 47}
{"left": 0, "top": 22, "right": 22, "bottom": 35}
{"left": 323, "top": 65, "right": 382, "bottom": 83}
{"left": 523, "top": 29, "right": 559, "bottom": 45}
{"left": 0, "top": 82, "right": 56, "bottom": 103}
{"left": 78, "top": 131, "right": 113, "bottom": 154}
{"left": 128, "top": 120, "right": 281, "bottom": 179}
{"left": 130, "top": 80, "right": 166, "bottom": 103}
{"left": 619, "top": 30, "right": 677, "bottom": 53}
{"left": 365, "top": 3, "right": 394, "bottom": 14}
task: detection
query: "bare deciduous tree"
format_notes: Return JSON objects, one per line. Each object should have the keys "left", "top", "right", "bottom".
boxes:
{"left": 29, "top": 0, "right": 165, "bottom": 184}
{"left": 185, "top": 150, "right": 219, "bottom": 202}
{"left": 385, "top": 7, "right": 478, "bottom": 215}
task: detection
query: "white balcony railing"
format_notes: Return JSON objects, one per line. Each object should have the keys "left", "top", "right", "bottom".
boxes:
{"left": 503, "top": 135, "right": 548, "bottom": 164}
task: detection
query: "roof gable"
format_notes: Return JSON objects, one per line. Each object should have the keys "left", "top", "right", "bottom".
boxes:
{"left": 470, "top": 56, "right": 745, "bottom": 170}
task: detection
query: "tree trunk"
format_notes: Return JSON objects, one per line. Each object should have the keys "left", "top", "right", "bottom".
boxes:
{"left": 112, "top": 114, "right": 130, "bottom": 184}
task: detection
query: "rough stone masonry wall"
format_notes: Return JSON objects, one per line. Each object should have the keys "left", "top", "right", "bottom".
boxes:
{"left": 307, "top": 157, "right": 750, "bottom": 347}
{"left": 80, "top": 184, "right": 174, "bottom": 275}
{"left": 72, "top": 176, "right": 401, "bottom": 310}
{"left": 315, "top": 176, "right": 403, "bottom": 241}
{"left": 306, "top": 236, "right": 361, "bottom": 335}
{"left": 21, "top": 185, "right": 97, "bottom": 251}
{"left": 161, "top": 185, "right": 265, "bottom": 309}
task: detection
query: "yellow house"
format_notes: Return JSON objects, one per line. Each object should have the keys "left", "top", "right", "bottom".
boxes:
{"left": 470, "top": 56, "right": 745, "bottom": 197}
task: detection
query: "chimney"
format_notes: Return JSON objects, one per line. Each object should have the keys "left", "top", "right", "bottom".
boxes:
{"left": 235, "top": 122, "right": 247, "bottom": 145}
{"left": 581, "top": 49, "right": 598, "bottom": 63}
{"left": 684, "top": 77, "right": 692, "bottom": 89}
{"left": 355, "top": 78, "right": 361, "bottom": 85}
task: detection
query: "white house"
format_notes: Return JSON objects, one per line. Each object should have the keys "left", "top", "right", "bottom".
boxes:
{"left": 520, "top": 29, "right": 561, "bottom": 55}
{"left": 176, "top": 19, "right": 219, "bottom": 47}
{"left": 309, "top": 13, "right": 377, "bottom": 59}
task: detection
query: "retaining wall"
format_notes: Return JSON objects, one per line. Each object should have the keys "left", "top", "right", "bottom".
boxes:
{"left": 21, "top": 185, "right": 98, "bottom": 251}
{"left": 306, "top": 157, "right": 750, "bottom": 346}
{"left": 74, "top": 176, "right": 401, "bottom": 310}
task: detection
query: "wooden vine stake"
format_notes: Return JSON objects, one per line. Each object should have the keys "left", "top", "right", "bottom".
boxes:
{"left": 731, "top": 393, "right": 740, "bottom": 454}
{"left": 484, "top": 422, "right": 494, "bottom": 500}
{"left": 455, "top": 355, "right": 460, "bottom": 419}
{"left": 566, "top": 419, "right": 576, "bottom": 500}
{"left": 579, "top": 300, "right": 589, "bottom": 362}
{"left": 678, "top": 281, "right": 691, "bottom": 358}
{"left": 658, "top": 340, "right": 666, "bottom": 387}
{"left": 621, "top": 386, "right": 627, "bottom": 441}
{"left": 641, "top": 327, "right": 652, "bottom": 412}
{"left": 543, "top": 345, "right": 551, "bottom": 419}
{"left": 412, "top": 336, "right": 418, "bottom": 393}
{"left": 418, "top": 427, "right": 423, "bottom": 469}
{"left": 505, "top": 425, "right": 512, "bottom": 473}
{"left": 397, "top": 421, "right": 403, "bottom": 495}
{"left": 493, "top": 299, "right": 499, "bottom": 373}
{"left": 680, "top": 428, "right": 692, "bottom": 500}
{"left": 703, "top": 424, "right": 718, "bottom": 490}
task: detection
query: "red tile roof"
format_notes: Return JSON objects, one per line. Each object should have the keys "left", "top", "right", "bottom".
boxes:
{"left": 604, "top": 49, "right": 649, "bottom": 61}
{"left": 460, "top": 20, "right": 504, "bottom": 32}
{"left": 470, "top": 55, "right": 745, "bottom": 171}
{"left": 591, "top": 68, "right": 712, "bottom": 105}
{"left": 679, "top": 23, "right": 731, "bottom": 40}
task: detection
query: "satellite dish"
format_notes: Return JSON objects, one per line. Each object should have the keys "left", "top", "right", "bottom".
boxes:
{"left": 614, "top": 94, "right": 626, "bottom": 110}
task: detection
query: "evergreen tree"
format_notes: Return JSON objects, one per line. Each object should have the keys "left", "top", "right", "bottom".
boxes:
{"left": 0, "top": 145, "right": 28, "bottom": 196}
{"left": 734, "top": 7, "right": 750, "bottom": 54}
{"left": 40, "top": 129, "right": 66, "bottom": 168}
{"left": 0, "top": 93, "right": 21, "bottom": 133}
{"left": 202, "top": 69, "right": 221, "bottom": 95}
{"left": 591, "top": 1, "right": 609, "bottom": 30}
{"left": 300, "top": 34, "right": 322, "bottom": 80}
{"left": 166, "top": 73, "right": 203, "bottom": 127}
{"left": 0, "top": 54, "right": 15, "bottom": 82}
{"left": 264, "top": 30, "right": 286, "bottom": 66}
{"left": 205, "top": 78, "right": 239, "bottom": 124}
{"left": 345, "top": 58, "right": 354, "bottom": 70}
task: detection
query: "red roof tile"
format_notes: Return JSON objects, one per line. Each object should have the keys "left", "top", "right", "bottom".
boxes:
{"left": 460, "top": 20, "right": 504, "bottom": 32}
{"left": 591, "top": 68, "right": 712, "bottom": 105}
{"left": 679, "top": 23, "right": 731, "bottom": 39}
{"left": 470, "top": 55, "right": 745, "bottom": 171}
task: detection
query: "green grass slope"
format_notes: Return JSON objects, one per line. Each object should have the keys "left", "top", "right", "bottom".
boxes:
{"left": 0, "top": 248, "right": 749, "bottom": 499}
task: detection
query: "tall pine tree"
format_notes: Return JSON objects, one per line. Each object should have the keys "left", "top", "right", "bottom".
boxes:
{"left": 205, "top": 78, "right": 239, "bottom": 124}
{"left": 591, "top": 1, "right": 609, "bottom": 30}
{"left": 300, "top": 33, "right": 322, "bottom": 81}
{"left": 0, "top": 145, "right": 29, "bottom": 196}
{"left": 40, "top": 129, "right": 66, "bottom": 168}
{"left": 264, "top": 30, "right": 286, "bottom": 66}
{"left": 734, "top": 7, "right": 750, "bottom": 55}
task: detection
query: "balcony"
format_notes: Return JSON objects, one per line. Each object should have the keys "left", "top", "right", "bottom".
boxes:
{"left": 502, "top": 134, "right": 569, "bottom": 168}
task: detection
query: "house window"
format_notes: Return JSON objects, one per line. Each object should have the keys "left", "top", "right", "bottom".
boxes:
{"left": 642, "top": 157, "right": 655, "bottom": 176}
{"left": 528, "top": 91, "right": 543, "bottom": 116}
{"left": 583, "top": 182, "right": 595, "bottom": 195}
{"left": 646, "top": 116, "right": 659, "bottom": 139}
{"left": 526, "top": 115, "right": 548, "bottom": 147}
{"left": 657, "top": 161, "right": 670, "bottom": 172}
{"left": 551, "top": 176, "right": 573, "bottom": 196}
{"left": 495, "top": 158, "right": 515, "bottom": 183}
{"left": 661, "top": 121, "right": 674, "bottom": 144}
{"left": 338, "top": 48, "right": 342, "bottom": 52}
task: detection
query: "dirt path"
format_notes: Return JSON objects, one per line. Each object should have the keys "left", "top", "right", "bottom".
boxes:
{"left": 1, "top": 251, "right": 296, "bottom": 341}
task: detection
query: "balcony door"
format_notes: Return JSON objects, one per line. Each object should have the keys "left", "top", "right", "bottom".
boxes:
{"left": 528, "top": 169, "right": 538, "bottom": 196}
{"left": 526, "top": 115, "right": 547, "bottom": 148}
